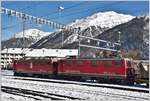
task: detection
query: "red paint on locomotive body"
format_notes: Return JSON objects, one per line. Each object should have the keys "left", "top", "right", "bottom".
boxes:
{"left": 13, "top": 59, "right": 53, "bottom": 74}
{"left": 59, "top": 58, "right": 132, "bottom": 79}
{"left": 13, "top": 58, "right": 135, "bottom": 84}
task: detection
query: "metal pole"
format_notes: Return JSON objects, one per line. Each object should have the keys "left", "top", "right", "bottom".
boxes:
{"left": 78, "top": 33, "right": 80, "bottom": 57}
{"left": 118, "top": 31, "right": 121, "bottom": 43}
{"left": 118, "top": 31, "right": 121, "bottom": 51}
{"left": 59, "top": 7, "right": 64, "bottom": 48}
{"left": 62, "top": 31, "right": 63, "bottom": 47}
{"left": 78, "top": 27, "right": 81, "bottom": 58}
{"left": 22, "top": 20, "right": 25, "bottom": 48}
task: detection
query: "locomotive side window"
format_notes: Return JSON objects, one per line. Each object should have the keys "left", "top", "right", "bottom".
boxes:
{"left": 91, "top": 60, "right": 98, "bottom": 67}
{"left": 66, "top": 60, "right": 72, "bottom": 66}
{"left": 77, "top": 60, "right": 83, "bottom": 66}
{"left": 98, "top": 61, "right": 103, "bottom": 66}
{"left": 103, "top": 60, "right": 112, "bottom": 67}
{"left": 127, "top": 61, "right": 131, "bottom": 67}
{"left": 24, "top": 62, "right": 29, "bottom": 66}
{"left": 33, "top": 61, "right": 39, "bottom": 66}
{"left": 115, "top": 60, "right": 123, "bottom": 66}
{"left": 33, "top": 60, "right": 49, "bottom": 66}
{"left": 39, "top": 62, "right": 45, "bottom": 66}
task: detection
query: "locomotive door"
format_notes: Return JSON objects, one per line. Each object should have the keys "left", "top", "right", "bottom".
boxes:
{"left": 52, "top": 62, "right": 58, "bottom": 77}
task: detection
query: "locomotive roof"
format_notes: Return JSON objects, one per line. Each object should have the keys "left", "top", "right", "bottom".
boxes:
{"left": 62, "top": 58, "right": 131, "bottom": 61}
{"left": 13, "top": 57, "right": 132, "bottom": 62}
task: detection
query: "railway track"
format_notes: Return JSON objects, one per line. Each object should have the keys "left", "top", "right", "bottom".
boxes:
{"left": 2, "top": 81, "right": 148, "bottom": 101}
{"left": 7, "top": 76, "right": 149, "bottom": 93}
{"left": 1, "top": 86, "right": 85, "bottom": 100}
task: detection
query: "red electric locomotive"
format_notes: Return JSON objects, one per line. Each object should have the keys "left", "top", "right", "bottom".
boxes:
{"left": 13, "top": 58, "right": 54, "bottom": 77}
{"left": 13, "top": 58, "right": 135, "bottom": 85}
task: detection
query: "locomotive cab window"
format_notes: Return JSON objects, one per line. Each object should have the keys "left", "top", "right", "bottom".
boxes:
{"left": 115, "top": 60, "right": 123, "bottom": 66}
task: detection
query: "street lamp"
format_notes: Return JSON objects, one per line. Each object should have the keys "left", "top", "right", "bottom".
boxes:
{"left": 58, "top": 6, "right": 64, "bottom": 47}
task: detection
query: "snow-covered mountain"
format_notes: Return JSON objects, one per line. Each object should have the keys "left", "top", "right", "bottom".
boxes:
{"left": 2, "top": 28, "right": 52, "bottom": 49}
{"left": 31, "top": 11, "right": 136, "bottom": 49}
{"left": 63, "top": 11, "right": 135, "bottom": 44}
{"left": 69, "top": 11, "right": 135, "bottom": 30}
{"left": 30, "top": 13, "right": 149, "bottom": 59}
{"left": 15, "top": 28, "right": 52, "bottom": 41}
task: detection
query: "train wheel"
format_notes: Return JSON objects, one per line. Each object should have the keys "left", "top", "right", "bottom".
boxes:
{"left": 14, "top": 72, "right": 21, "bottom": 76}
{"left": 127, "top": 78, "right": 135, "bottom": 85}
{"left": 146, "top": 83, "right": 149, "bottom": 87}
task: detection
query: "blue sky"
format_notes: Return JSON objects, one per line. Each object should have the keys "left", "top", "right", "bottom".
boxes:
{"left": 1, "top": 1, "right": 149, "bottom": 40}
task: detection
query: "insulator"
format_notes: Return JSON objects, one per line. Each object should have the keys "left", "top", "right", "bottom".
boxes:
{"left": 41, "top": 19, "right": 45, "bottom": 24}
{"left": 7, "top": 9, "right": 11, "bottom": 15}
{"left": 29, "top": 15, "right": 33, "bottom": 20}
{"left": 36, "top": 18, "right": 40, "bottom": 23}
{"left": 97, "top": 41, "right": 100, "bottom": 46}
{"left": 25, "top": 14, "right": 30, "bottom": 20}
{"left": 39, "top": 18, "right": 43, "bottom": 24}
{"left": 16, "top": 12, "right": 20, "bottom": 17}
{"left": 52, "top": 22, "right": 54, "bottom": 27}
{"left": 22, "top": 13, "right": 26, "bottom": 19}
{"left": 58, "top": 24, "right": 61, "bottom": 29}
{"left": 38, "top": 18, "right": 41, "bottom": 24}
{"left": 32, "top": 16, "right": 36, "bottom": 21}
{"left": 1, "top": 8, "right": 6, "bottom": 13}
{"left": 56, "top": 23, "right": 59, "bottom": 28}
{"left": 47, "top": 21, "right": 50, "bottom": 25}
{"left": 44, "top": 20, "right": 47, "bottom": 24}
{"left": 18, "top": 13, "right": 22, "bottom": 18}
{"left": 11, "top": 10, "right": 16, "bottom": 16}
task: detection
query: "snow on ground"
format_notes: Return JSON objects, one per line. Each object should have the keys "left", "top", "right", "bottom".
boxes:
{"left": 1, "top": 70, "right": 14, "bottom": 76}
{"left": 1, "top": 92, "right": 36, "bottom": 101}
{"left": 1, "top": 70, "right": 149, "bottom": 101}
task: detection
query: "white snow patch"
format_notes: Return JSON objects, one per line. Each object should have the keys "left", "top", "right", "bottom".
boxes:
{"left": 14, "top": 28, "right": 52, "bottom": 41}
{"left": 69, "top": 11, "right": 135, "bottom": 30}
{"left": 2, "top": 75, "right": 149, "bottom": 101}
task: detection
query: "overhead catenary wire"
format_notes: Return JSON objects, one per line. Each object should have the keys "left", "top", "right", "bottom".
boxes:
{"left": 2, "top": 1, "right": 86, "bottom": 30}
{"left": 1, "top": 7, "right": 71, "bottom": 30}
{"left": 2, "top": 1, "right": 143, "bottom": 53}
{"left": 2, "top": 1, "right": 147, "bottom": 31}
{"left": 2, "top": 2, "right": 42, "bottom": 29}
{"left": 47, "top": 1, "right": 124, "bottom": 21}
{"left": 2, "top": 1, "right": 120, "bottom": 30}
{"left": 1, "top": 1, "right": 125, "bottom": 47}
